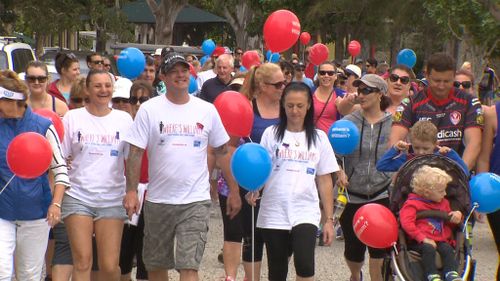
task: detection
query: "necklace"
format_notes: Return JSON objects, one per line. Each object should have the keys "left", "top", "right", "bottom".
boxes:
{"left": 290, "top": 132, "right": 302, "bottom": 147}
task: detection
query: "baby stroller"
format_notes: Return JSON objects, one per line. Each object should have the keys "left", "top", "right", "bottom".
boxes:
{"left": 382, "top": 154, "right": 476, "bottom": 281}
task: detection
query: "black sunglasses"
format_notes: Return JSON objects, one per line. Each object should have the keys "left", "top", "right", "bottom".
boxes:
{"left": 91, "top": 60, "right": 104, "bottom": 65}
{"left": 357, "top": 86, "right": 379, "bottom": 95}
{"left": 112, "top": 97, "right": 129, "bottom": 104}
{"left": 319, "top": 70, "right": 336, "bottom": 76}
{"left": 389, "top": 74, "right": 410, "bottom": 84}
{"left": 453, "top": 81, "right": 472, "bottom": 89}
{"left": 26, "top": 76, "right": 48, "bottom": 83}
{"left": 265, "top": 81, "right": 286, "bottom": 89}
{"left": 129, "top": 96, "right": 150, "bottom": 105}
{"left": 71, "top": 97, "right": 90, "bottom": 103}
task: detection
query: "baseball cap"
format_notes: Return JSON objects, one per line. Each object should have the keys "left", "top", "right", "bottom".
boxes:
{"left": 345, "top": 64, "right": 362, "bottom": 78}
{"left": 353, "top": 74, "right": 389, "bottom": 94}
{"left": 154, "top": 48, "right": 162, "bottom": 56}
{"left": 229, "top": 77, "right": 244, "bottom": 87}
{"left": 0, "top": 86, "right": 25, "bottom": 100}
{"left": 212, "top": 46, "right": 226, "bottom": 58}
{"left": 418, "top": 78, "right": 429, "bottom": 87}
{"left": 112, "top": 77, "right": 132, "bottom": 99}
{"left": 161, "top": 51, "right": 190, "bottom": 73}
{"left": 354, "top": 58, "right": 363, "bottom": 65}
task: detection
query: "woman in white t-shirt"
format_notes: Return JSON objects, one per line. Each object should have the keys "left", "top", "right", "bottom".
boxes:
{"left": 247, "top": 82, "right": 341, "bottom": 281}
{"left": 61, "top": 70, "right": 133, "bottom": 280}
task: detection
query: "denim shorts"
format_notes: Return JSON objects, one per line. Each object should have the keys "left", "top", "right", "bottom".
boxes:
{"left": 142, "top": 200, "right": 211, "bottom": 271}
{"left": 61, "top": 194, "right": 127, "bottom": 221}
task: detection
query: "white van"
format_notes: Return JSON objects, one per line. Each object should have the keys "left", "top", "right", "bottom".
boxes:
{"left": 0, "top": 38, "right": 36, "bottom": 73}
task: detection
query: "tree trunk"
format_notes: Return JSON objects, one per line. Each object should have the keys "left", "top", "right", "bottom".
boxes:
{"left": 222, "top": 2, "right": 259, "bottom": 50}
{"left": 95, "top": 27, "right": 107, "bottom": 53}
{"left": 145, "top": 0, "right": 187, "bottom": 45}
{"left": 35, "top": 33, "right": 45, "bottom": 59}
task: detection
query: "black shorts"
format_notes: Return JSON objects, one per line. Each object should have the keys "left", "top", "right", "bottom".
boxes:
{"left": 219, "top": 191, "right": 244, "bottom": 243}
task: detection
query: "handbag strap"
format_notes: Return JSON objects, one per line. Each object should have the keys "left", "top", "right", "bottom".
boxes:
{"left": 315, "top": 90, "right": 335, "bottom": 126}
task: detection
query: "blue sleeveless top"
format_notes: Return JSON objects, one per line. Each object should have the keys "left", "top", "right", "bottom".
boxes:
{"left": 248, "top": 99, "right": 279, "bottom": 144}
{"left": 490, "top": 101, "right": 500, "bottom": 175}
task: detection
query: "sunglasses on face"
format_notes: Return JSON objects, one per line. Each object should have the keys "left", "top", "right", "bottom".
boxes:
{"left": 112, "top": 97, "right": 129, "bottom": 104}
{"left": 71, "top": 97, "right": 90, "bottom": 103}
{"left": 389, "top": 74, "right": 410, "bottom": 84}
{"left": 453, "top": 81, "right": 472, "bottom": 89}
{"left": 295, "top": 67, "right": 305, "bottom": 71}
{"left": 357, "top": 86, "right": 379, "bottom": 95}
{"left": 104, "top": 64, "right": 111, "bottom": 68}
{"left": 26, "top": 76, "right": 48, "bottom": 83}
{"left": 319, "top": 70, "right": 336, "bottom": 76}
{"left": 129, "top": 96, "right": 150, "bottom": 105}
{"left": 91, "top": 60, "right": 104, "bottom": 65}
{"left": 265, "top": 81, "right": 286, "bottom": 89}
{"left": 236, "top": 52, "right": 243, "bottom": 55}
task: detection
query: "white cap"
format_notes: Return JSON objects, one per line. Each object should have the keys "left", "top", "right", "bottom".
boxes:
{"left": 154, "top": 48, "right": 162, "bottom": 56}
{"left": 345, "top": 64, "right": 362, "bottom": 78}
{"left": 112, "top": 77, "right": 132, "bottom": 99}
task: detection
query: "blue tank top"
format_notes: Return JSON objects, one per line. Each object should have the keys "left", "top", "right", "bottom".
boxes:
{"left": 490, "top": 101, "right": 500, "bottom": 175}
{"left": 248, "top": 99, "right": 279, "bottom": 144}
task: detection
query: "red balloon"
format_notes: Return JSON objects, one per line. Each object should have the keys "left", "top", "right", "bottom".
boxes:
{"left": 214, "top": 91, "right": 253, "bottom": 137}
{"left": 299, "top": 32, "right": 311, "bottom": 45}
{"left": 189, "top": 63, "right": 197, "bottom": 78}
{"left": 7, "top": 132, "right": 53, "bottom": 179}
{"left": 241, "top": 51, "right": 261, "bottom": 70}
{"left": 263, "top": 10, "right": 301, "bottom": 53}
{"left": 353, "top": 203, "right": 398, "bottom": 248}
{"left": 34, "top": 108, "right": 64, "bottom": 142}
{"left": 348, "top": 40, "right": 361, "bottom": 57}
{"left": 308, "top": 43, "right": 329, "bottom": 65}
{"left": 304, "top": 63, "right": 315, "bottom": 79}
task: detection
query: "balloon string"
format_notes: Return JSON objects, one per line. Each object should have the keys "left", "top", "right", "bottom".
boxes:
{"left": 341, "top": 157, "right": 350, "bottom": 201}
{"left": 252, "top": 205, "right": 255, "bottom": 281}
{"left": 0, "top": 175, "right": 15, "bottom": 195}
{"left": 248, "top": 137, "right": 254, "bottom": 143}
{"left": 462, "top": 202, "right": 478, "bottom": 233}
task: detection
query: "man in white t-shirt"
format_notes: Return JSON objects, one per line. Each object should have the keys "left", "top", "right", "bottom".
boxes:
{"left": 123, "top": 51, "right": 241, "bottom": 281}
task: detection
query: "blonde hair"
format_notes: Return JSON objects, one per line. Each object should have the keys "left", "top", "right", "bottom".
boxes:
{"left": 411, "top": 165, "right": 452, "bottom": 196}
{"left": 0, "top": 70, "right": 28, "bottom": 106}
{"left": 240, "top": 62, "right": 281, "bottom": 100}
{"left": 410, "top": 120, "right": 438, "bottom": 144}
{"left": 70, "top": 76, "right": 88, "bottom": 99}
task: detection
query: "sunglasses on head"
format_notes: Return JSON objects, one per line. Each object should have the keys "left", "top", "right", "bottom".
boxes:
{"left": 453, "top": 81, "right": 472, "bottom": 89}
{"left": 129, "top": 96, "right": 150, "bottom": 105}
{"left": 319, "top": 70, "right": 336, "bottom": 76}
{"left": 265, "top": 81, "right": 286, "bottom": 89}
{"left": 357, "top": 86, "right": 379, "bottom": 95}
{"left": 71, "top": 97, "right": 90, "bottom": 103}
{"left": 389, "top": 74, "right": 410, "bottom": 84}
{"left": 26, "top": 76, "right": 48, "bottom": 83}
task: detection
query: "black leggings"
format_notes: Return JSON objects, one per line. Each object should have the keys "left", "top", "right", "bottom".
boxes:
{"left": 241, "top": 188, "right": 264, "bottom": 262}
{"left": 339, "top": 198, "right": 389, "bottom": 262}
{"left": 219, "top": 191, "right": 244, "bottom": 243}
{"left": 411, "top": 242, "right": 457, "bottom": 277}
{"left": 261, "top": 224, "right": 317, "bottom": 281}
{"left": 119, "top": 211, "right": 148, "bottom": 279}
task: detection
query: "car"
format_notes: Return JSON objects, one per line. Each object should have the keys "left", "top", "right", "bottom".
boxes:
{"left": 0, "top": 37, "right": 36, "bottom": 74}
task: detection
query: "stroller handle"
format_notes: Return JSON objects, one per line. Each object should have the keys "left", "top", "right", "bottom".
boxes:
{"left": 415, "top": 210, "right": 451, "bottom": 221}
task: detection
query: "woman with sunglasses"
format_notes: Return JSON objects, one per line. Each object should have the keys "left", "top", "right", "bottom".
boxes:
{"left": 111, "top": 78, "right": 134, "bottom": 115}
{"left": 26, "top": 61, "right": 69, "bottom": 117}
{"left": 0, "top": 70, "right": 69, "bottom": 281}
{"left": 337, "top": 74, "right": 393, "bottom": 281}
{"left": 385, "top": 64, "right": 414, "bottom": 115}
{"left": 61, "top": 70, "right": 133, "bottom": 280}
{"left": 246, "top": 82, "right": 339, "bottom": 281}
{"left": 234, "top": 63, "right": 285, "bottom": 281}
{"left": 69, "top": 77, "right": 89, "bottom": 109}
{"left": 48, "top": 52, "right": 80, "bottom": 104}
{"left": 454, "top": 69, "right": 475, "bottom": 97}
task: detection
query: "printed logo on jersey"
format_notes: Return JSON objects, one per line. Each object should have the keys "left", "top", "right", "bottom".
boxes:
{"left": 193, "top": 140, "right": 201, "bottom": 147}
{"left": 450, "top": 111, "right": 461, "bottom": 125}
{"left": 306, "top": 167, "right": 315, "bottom": 175}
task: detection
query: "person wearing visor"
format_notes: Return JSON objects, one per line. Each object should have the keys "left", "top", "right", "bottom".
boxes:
{"left": 123, "top": 51, "right": 241, "bottom": 281}
{"left": 336, "top": 64, "right": 363, "bottom": 116}
{"left": 0, "top": 70, "right": 69, "bottom": 281}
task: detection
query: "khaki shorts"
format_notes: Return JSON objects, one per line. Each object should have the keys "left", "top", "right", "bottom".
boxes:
{"left": 142, "top": 200, "right": 211, "bottom": 271}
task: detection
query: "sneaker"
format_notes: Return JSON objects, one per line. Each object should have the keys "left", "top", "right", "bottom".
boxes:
{"left": 445, "top": 271, "right": 463, "bottom": 281}
{"left": 225, "top": 276, "right": 235, "bottom": 281}
{"left": 336, "top": 226, "right": 344, "bottom": 240}
{"left": 427, "top": 274, "right": 443, "bottom": 281}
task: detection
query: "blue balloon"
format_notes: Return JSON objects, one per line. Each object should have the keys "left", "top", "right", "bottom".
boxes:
{"left": 239, "top": 65, "right": 247, "bottom": 72}
{"left": 200, "top": 55, "right": 210, "bottom": 66}
{"left": 269, "top": 52, "right": 280, "bottom": 63}
{"left": 266, "top": 50, "right": 272, "bottom": 61}
{"left": 117, "top": 47, "right": 146, "bottom": 79}
{"left": 231, "top": 143, "right": 272, "bottom": 191}
{"left": 328, "top": 120, "right": 360, "bottom": 155}
{"left": 188, "top": 75, "right": 197, "bottom": 94}
{"left": 397, "top": 49, "right": 417, "bottom": 68}
{"left": 470, "top": 173, "right": 500, "bottom": 213}
{"left": 201, "top": 39, "right": 216, "bottom": 56}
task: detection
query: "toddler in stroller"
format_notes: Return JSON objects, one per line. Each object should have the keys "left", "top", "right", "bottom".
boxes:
{"left": 385, "top": 154, "right": 475, "bottom": 281}
{"left": 400, "top": 165, "right": 463, "bottom": 281}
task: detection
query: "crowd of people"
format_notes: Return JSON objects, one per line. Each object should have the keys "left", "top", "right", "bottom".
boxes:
{"left": 0, "top": 43, "right": 498, "bottom": 281}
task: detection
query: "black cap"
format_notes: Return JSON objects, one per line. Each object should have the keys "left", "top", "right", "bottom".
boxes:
{"left": 161, "top": 51, "right": 189, "bottom": 73}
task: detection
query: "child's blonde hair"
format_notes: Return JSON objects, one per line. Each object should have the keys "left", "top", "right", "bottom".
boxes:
{"left": 409, "top": 120, "right": 438, "bottom": 144}
{"left": 411, "top": 165, "right": 452, "bottom": 195}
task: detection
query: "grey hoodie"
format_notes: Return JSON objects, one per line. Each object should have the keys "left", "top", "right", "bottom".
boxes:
{"left": 341, "top": 110, "right": 393, "bottom": 204}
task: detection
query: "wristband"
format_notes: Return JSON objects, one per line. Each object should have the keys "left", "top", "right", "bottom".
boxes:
{"left": 52, "top": 202, "right": 62, "bottom": 208}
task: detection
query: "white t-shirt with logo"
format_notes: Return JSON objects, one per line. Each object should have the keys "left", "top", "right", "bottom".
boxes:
{"left": 257, "top": 127, "right": 339, "bottom": 230}
{"left": 62, "top": 108, "right": 133, "bottom": 207}
{"left": 124, "top": 95, "right": 229, "bottom": 204}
